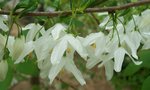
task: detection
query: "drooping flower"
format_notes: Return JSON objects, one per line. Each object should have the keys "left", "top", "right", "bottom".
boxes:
{"left": 111, "top": 24, "right": 142, "bottom": 72}
{"left": 49, "top": 46, "right": 86, "bottom": 85}
{"left": 7, "top": 36, "right": 34, "bottom": 64}
{"left": 79, "top": 32, "right": 115, "bottom": 80}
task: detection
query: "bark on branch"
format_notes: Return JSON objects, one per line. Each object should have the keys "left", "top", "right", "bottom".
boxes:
{"left": 0, "top": 0, "right": 150, "bottom": 17}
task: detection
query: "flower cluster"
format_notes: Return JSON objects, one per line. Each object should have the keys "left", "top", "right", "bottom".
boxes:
{"left": 0, "top": 9, "right": 150, "bottom": 85}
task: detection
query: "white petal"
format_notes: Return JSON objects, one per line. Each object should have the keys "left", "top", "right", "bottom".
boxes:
{"left": 0, "top": 34, "right": 6, "bottom": 47}
{"left": 142, "top": 39, "right": 150, "bottom": 50}
{"left": 0, "top": 60, "right": 8, "bottom": 81}
{"left": 48, "top": 59, "right": 65, "bottom": 84}
{"left": 51, "top": 39, "right": 68, "bottom": 64}
{"left": 99, "top": 16, "right": 110, "bottom": 28}
{"left": 34, "top": 36, "right": 55, "bottom": 61}
{"left": 0, "top": 34, "right": 6, "bottom": 59}
{"left": 86, "top": 57, "right": 100, "bottom": 69}
{"left": 51, "top": 23, "right": 67, "bottom": 40}
{"left": 38, "top": 58, "right": 51, "bottom": 78}
{"left": 124, "top": 35, "right": 138, "bottom": 59}
{"left": 125, "top": 51, "right": 142, "bottom": 65}
{"left": 98, "top": 12, "right": 108, "bottom": 16}
{"left": 65, "top": 58, "right": 86, "bottom": 85}
{"left": 7, "top": 36, "right": 15, "bottom": 54}
{"left": 12, "top": 36, "right": 25, "bottom": 60}
{"left": 23, "top": 23, "right": 44, "bottom": 41}
{"left": 0, "top": 16, "right": 9, "bottom": 32}
{"left": 98, "top": 55, "right": 114, "bottom": 68}
{"left": 95, "top": 36, "right": 106, "bottom": 57}
{"left": 104, "top": 60, "right": 114, "bottom": 80}
{"left": 15, "top": 41, "right": 34, "bottom": 64}
{"left": 114, "top": 47, "right": 126, "bottom": 72}
{"left": 66, "top": 34, "right": 88, "bottom": 60}
{"left": 83, "top": 32, "right": 104, "bottom": 46}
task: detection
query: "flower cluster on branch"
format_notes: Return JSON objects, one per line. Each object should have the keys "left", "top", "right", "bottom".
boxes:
{"left": 0, "top": 8, "right": 150, "bottom": 85}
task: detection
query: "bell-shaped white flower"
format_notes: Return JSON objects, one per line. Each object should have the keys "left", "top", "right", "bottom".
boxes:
{"left": 80, "top": 32, "right": 115, "bottom": 80}
{"left": 0, "top": 60, "right": 8, "bottom": 81}
{"left": 51, "top": 34, "right": 88, "bottom": 64}
{"left": 7, "top": 36, "right": 34, "bottom": 64}
{"left": 49, "top": 47, "right": 86, "bottom": 85}
{"left": 112, "top": 23, "right": 142, "bottom": 60}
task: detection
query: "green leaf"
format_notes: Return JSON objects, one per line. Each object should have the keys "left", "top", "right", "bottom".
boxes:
{"left": 16, "top": 59, "right": 39, "bottom": 76}
{"left": 0, "top": 0, "right": 10, "bottom": 8}
{"left": 13, "top": 0, "right": 39, "bottom": 17}
{"left": 139, "top": 50, "right": 150, "bottom": 68}
{"left": 142, "top": 76, "right": 150, "bottom": 90}
{"left": 123, "top": 63, "right": 141, "bottom": 76}
{"left": 118, "top": 9, "right": 131, "bottom": 16}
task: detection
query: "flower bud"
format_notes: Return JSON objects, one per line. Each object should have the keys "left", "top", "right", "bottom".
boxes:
{"left": 0, "top": 60, "right": 8, "bottom": 81}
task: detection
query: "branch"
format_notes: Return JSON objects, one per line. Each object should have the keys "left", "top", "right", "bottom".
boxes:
{"left": 0, "top": 0, "right": 150, "bottom": 17}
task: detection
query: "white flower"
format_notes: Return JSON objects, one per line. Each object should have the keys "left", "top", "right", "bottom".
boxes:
{"left": 81, "top": 32, "right": 115, "bottom": 80}
{"left": 0, "top": 60, "right": 8, "bottom": 81}
{"left": 7, "top": 36, "right": 34, "bottom": 64}
{"left": 51, "top": 34, "right": 88, "bottom": 64}
{"left": 110, "top": 24, "right": 142, "bottom": 72}
{"left": 120, "top": 31, "right": 141, "bottom": 59}
{"left": 49, "top": 47, "right": 86, "bottom": 85}
{"left": 47, "top": 32, "right": 87, "bottom": 85}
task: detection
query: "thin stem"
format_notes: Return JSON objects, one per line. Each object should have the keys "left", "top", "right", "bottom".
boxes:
{"left": 34, "top": 18, "right": 50, "bottom": 37}
{"left": 3, "top": 11, "right": 14, "bottom": 60}
{"left": 117, "top": 18, "right": 126, "bottom": 33}
{"left": 0, "top": 0, "right": 149, "bottom": 17}
{"left": 90, "top": 13, "right": 100, "bottom": 25}
{"left": 112, "top": 13, "right": 121, "bottom": 46}
{"left": 132, "top": 15, "right": 139, "bottom": 32}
